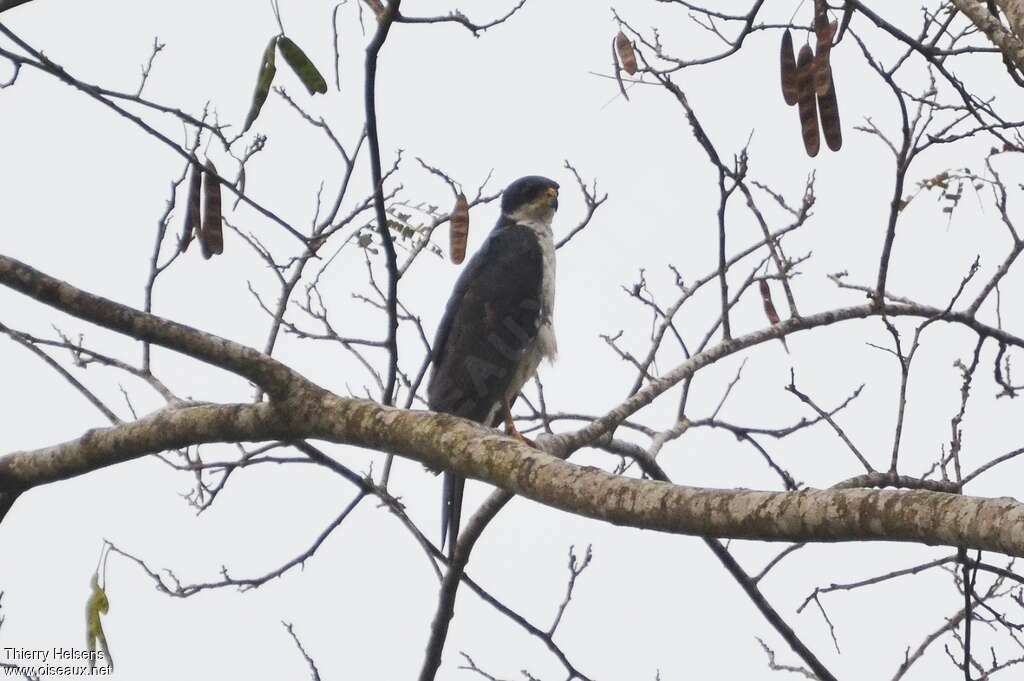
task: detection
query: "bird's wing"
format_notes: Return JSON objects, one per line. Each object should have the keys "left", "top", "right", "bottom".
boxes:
{"left": 427, "top": 221, "right": 545, "bottom": 422}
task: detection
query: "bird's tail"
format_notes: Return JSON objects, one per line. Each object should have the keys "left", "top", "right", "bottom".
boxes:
{"left": 441, "top": 472, "right": 465, "bottom": 559}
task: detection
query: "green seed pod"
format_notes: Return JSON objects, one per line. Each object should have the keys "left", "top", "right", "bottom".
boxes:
{"left": 242, "top": 37, "right": 278, "bottom": 133}
{"left": 278, "top": 36, "right": 328, "bottom": 95}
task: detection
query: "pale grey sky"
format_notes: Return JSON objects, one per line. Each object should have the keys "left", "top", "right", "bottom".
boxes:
{"left": 1, "top": 1, "right": 1022, "bottom": 679}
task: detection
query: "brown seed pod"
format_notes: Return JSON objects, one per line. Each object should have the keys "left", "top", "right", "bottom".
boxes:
{"left": 200, "top": 161, "right": 224, "bottom": 259}
{"left": 780, "top": 29, "right": 798, "bottom": 106}
{"left": 615, "top": 31, "right": 637, "bottom": 76}
{"left": 759, "top": 279, "right": 789, "bottom": 353}
{"left": 817, "top": 67, "right": 843, "bottom": 152}
{"left": 796, "top": 45, "right": 820, "bottom": 157}
{"left": 449, "top": 193, "right": 469, "bottom": 265}
{"left": 179, "top": 162, "right": 202, "bottom": 252}
{"left": 759, "top": 279, "right": 780, "bottom": 325}
{"left": 814, "top": 21, "right": 837, "bottom": 97}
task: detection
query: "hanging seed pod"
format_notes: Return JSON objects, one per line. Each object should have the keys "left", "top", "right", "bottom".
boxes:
{"left": 817, "top": 68, "right": 843, "bottom": 151}
{"left": 780, "top": 29, "right": 798, "bottom": 106}
{"left": 759, "top": 279, "right": 789, "bottom": 353}
{"left": 759, "top": 279, "right": 780, "bottom": 325}
{"left": 242, "top": 37, "right": 278, "bottom": 133}
{"left": 615, "top": 31, "right": 638, "bottom": 76}
{"left": 277, "top": 36, "right": 328, "bottom": 95}
{"left": 179, "top": 162, "right": 202, "bottom": 252}
{"left": 200, "top": 161, "right": 223, "bottom": 259}
{"left": 814, "top": 21, "right": 837, "bottom": 97}
{"left": 796, "top": 45, "right": 820, "bottom": 157}
{"left": 449, "top": 193, "right": 470, "bottom": 265}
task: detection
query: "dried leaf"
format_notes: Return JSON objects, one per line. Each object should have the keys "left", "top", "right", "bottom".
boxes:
{"left": 363, "top": 0, "right": 386, "bottom": 18}
{"left": 450, "top": 193, "right": 470, "bottom": 265}
{"left": 780, "top": 29, "right": 798, "bottom": 106}
{"left": 179, "top": 162, "right": 202, "bottom": 252}
{"left": 85, "top": 574, "right": 113, "bottom": 670}
{"left": 615, "top": 31, "right": 637, "bottom": 76}
{"left": 814, "top": 21, "right": 837, "bottom": 97}
{"left": 759, "top": 279, "right": 780, "bottom": 325}
{"left": 759, "top": 279, "right": 789, "bottom": 353}
{"left": 200, "top": 161, "right": 223, "bottom": 259}
{"left": 817, "top": 67, "right": 843, "bottom": 151}
{"left": 277, "top": 36, "right": 328, "bottom": 96}
{"left": 796, "top": 45, "right": 820, "bottom": 157}
{"left": 242, "top": 37, "right": 278, "bottom": 133}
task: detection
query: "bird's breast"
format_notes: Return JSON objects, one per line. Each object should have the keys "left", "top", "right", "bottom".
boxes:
{"left": 532, "top": 224, "right": 557, "bottom": 360}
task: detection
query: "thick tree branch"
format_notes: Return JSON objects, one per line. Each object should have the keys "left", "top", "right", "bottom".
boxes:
{"left": 0, "top": 0, "right": 32, "bottom": 13}
{"left": 8, "top": 391, "right": 1024, "bottom": 559}
{"left": 0, "top": 255, "right": 307, "bottom": 399}
{"left": 952, "top": 0, "right": 1024, "bottom": 72}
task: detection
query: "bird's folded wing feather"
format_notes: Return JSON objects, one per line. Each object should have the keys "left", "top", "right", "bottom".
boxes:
{"left": 427, "top": 221, "right": 545, "bottom": 422}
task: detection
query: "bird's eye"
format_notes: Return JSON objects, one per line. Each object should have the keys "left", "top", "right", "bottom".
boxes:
{"left": 545, "top": 187, "right": 559, "bottom": 200}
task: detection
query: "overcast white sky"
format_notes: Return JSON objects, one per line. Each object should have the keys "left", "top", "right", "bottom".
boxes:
{"left": 2, "top": 1, "right": 1024, "bottom": 679}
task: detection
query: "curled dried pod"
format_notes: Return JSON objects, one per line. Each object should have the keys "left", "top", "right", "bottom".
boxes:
{"left": 615, "top": 31, "right": 637, "bottom": 76}
{"left": 817, "top": 67, "right": 843, "bottom": 151}
{"left": 814, "top": 21, "right": 837, "bottom": 97}
{"left": 449, "top": 193, "right": 469, "bottom": 265}
{"left": 179, "top": 162, "right": 202, "bottom": 252}
{"left": 243, "top": 37, "right": 278, "bottom": 133}
{"left": 796, "top": 44, "right": 820, "bottom": 157}
{"left": 200, "top": 160, "right": 224, "bottom": 259}
{"left": 780, "top": 29, "right": 798, "bottom": 106}
{"left": 85, "top": 574, "right": 113, "bottom": 671}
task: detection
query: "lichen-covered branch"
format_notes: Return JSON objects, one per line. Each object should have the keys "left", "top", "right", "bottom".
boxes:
{"left": 6, "top": 383, "right": 1024, "bottom": 560}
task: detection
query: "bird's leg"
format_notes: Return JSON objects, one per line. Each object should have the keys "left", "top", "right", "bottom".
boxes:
{"left": 503, "top": 397, "right": 536, "bottom": 448}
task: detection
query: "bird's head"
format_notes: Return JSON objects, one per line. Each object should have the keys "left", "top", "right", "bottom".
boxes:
{"left": 501, "top": 175, "right": 560, "bottom": 227}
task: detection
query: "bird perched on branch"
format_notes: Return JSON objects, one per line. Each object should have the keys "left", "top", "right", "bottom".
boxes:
{"left": 427, "top": 175, "right": 560, "bottom": 557}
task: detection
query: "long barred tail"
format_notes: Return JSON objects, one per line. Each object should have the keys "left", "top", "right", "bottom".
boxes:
{"left": 441, "top": 473, "right": 465, "bottom": 558}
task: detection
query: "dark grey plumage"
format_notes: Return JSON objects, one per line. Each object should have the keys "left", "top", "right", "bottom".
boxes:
{"left": 427, "top": 175, "right": 560, "bottom": 556}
